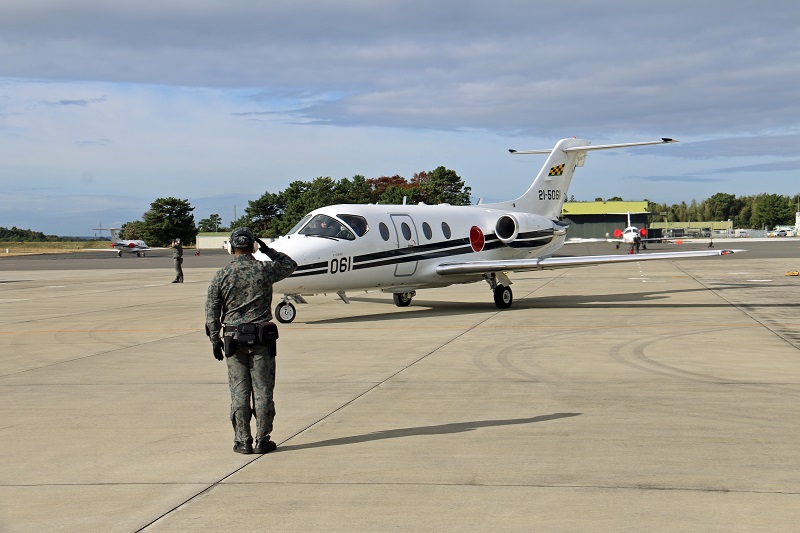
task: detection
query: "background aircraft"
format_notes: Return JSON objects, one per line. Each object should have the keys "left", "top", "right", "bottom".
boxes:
{"left": 262, "top": 137, "right": 744, "bottom": 323}
{"left": 93, "top": 227, "right": 151, "bottom": 257}
{"left": 611, "top": 211, "right": 650, "bottom": 250}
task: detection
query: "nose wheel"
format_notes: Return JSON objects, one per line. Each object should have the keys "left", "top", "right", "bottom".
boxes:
{"left": 275, "top": 301, "right": 296, "bottom": 323}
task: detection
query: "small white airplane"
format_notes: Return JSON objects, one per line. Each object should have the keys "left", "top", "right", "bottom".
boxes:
{"left": 610, "top": 211, "right": 654, "bottom": 251}
{"left": 93, "top": 227, "right": 151, "bottom": 257}
{"left": 264, "top": 137, "right": 744, "bottom": 323}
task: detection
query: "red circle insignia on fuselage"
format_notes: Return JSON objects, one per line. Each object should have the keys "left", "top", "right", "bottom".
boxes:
{"left": 470, "top": 226, "right": 485, "bottom": 252}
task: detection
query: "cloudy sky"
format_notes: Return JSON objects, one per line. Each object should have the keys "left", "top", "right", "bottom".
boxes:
{"left": 1, "top": 0, "right": 799, "bottom": 236}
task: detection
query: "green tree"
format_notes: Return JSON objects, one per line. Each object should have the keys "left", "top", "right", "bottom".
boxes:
{"left": 414, "top": 167, "right": 472, "bottom": 205}
{"left": 229, "top": 214, "right": 252, "bottom": 231}
{"left": 246, "top": 192, "right": 285, "bottom": 236}
{"left": 334, "top": 175, "right": 373, "bottom": 204}
{"left": 751, "top": 193, "right": 794, "bottom": 229}
{"left": 379, "top": 184, "right": 419, "bottom": 205}
{"left": 705, "top": 193, "right": 739, "bottom": 222}
{"left": 139, "top": 197, "right": 196, "bottom": 246}
{"left": 198, "top": 214, "right": 225, "bottom": 233}
{"left": 119, "top": 220, "right": 147, "bottom": 240}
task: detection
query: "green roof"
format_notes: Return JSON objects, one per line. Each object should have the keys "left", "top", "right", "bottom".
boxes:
{"left": 561, "top": 201, "right": 649, "bottom": 216}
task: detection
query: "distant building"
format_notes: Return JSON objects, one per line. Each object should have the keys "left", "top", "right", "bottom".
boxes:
{"left": 560, "top": 201, "right": 650, "bottom": 240}
{"left": 196, "top": 232, "right": 229, "bottom": 250}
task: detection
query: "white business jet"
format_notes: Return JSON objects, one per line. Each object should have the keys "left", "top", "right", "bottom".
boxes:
{"left": 265, "top": 137, "right": 743, "bottom": 323}
{"left": 93, "top": 227, "right": 151, "bottom": 257}
{"left": 610, "top": 211, "right": 655, "bottom": 251}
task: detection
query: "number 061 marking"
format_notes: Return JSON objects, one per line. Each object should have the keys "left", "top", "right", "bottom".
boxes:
{"left": 330, "top": 257, "right": 351, "bottom": 273}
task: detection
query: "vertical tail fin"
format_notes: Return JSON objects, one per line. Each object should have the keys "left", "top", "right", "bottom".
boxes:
{"left": 488, "top": 138, "right": 677, "bottom": 219}
{"left": 489, "top": 138, "right": 589, "bottom": 218}
{"left": 93, "top": 226, "right": 120, "bottom": 243}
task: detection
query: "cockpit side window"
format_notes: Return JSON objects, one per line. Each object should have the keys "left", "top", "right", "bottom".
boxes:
{"left": 337, "top": 214, "right": 369, "bottom": 237}
{"left": 287, "top": 214, "right": 312, "bottom": 235}
{"left": 299, "top": 214, "right": 355, "bottom": 240}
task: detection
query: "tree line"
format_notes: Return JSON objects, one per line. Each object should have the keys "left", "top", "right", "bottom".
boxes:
{"left": 647, "top": 192, "right": 799, "bottom": 230}
{"left": 195, "top": 169, "right": 472, "bottom": 239}
{"left": 0, "top": 226, "right": 68, "bottom": 242}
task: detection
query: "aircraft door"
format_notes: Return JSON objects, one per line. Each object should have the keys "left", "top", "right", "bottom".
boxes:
{"left": 390, "top": 214, "right": 418, "bottom": 277}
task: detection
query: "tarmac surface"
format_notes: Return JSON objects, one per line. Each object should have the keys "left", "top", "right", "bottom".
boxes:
{"left": 1, "top": 240, "right": 799, "bottom": 531}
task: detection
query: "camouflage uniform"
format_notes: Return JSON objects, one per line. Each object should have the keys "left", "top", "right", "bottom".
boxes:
{"left": 172, "top": 241, "right": 184, "bottom": 282}
{"left": 205, "top": 243, "right": 297, "bottom": 450}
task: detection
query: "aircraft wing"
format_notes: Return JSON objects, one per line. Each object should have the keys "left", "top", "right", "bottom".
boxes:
{"left": 435, "top": 249, "right": 746, "bottom": 276}
{"left": 565, "top": 237, "right": 683, "bottom": 244}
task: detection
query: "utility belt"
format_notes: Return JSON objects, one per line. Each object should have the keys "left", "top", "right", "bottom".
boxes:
{"left": 222, "top": 321, "right": 279, "bottom": 358}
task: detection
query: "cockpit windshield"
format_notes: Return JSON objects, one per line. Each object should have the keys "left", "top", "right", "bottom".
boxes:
{"left": 299, "top": 214, "right": 356, "bottom": 240}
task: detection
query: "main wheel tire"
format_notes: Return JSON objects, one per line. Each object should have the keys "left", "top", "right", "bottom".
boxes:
{"left": 493, "top": 285, "right": 513, "bottom": 309}
{"left": 275, "top": 301, "right": 296, "bottom": 323}
{"left": 393, "top": 292, "right": 413, "bottom": 307}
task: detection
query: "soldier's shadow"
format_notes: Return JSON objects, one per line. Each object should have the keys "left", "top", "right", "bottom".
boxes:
{"left": 277, "top": 412, "right": 581, "bottom": 452}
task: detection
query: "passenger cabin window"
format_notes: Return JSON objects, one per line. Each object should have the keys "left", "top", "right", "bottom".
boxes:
{"left": 299, "top": 214, "right": 355, "bottom": 240}
{"left": 401, "top": 222, "right": 412, "bottom": 241}
{"left": 441, "top": 222, "right": 452, "bottom": 239}
{"left": 337, "top": 214, "right": 369, "bottom": 237}
{"left": 422, "top": 222, "right": 432, "bottom": 240}
{"left": 379, "top": 222, "right": 390, "bottom": 241}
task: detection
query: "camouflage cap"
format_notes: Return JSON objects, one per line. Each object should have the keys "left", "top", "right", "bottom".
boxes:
{"left": 230, "top": 227, "right": 255, "bottom": 249}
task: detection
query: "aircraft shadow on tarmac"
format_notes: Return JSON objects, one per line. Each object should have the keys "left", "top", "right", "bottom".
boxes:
{"left": 277, "top": 413, "right": 581, "bottom": 452}
{"left": 306, "top": 283, "right": 771, "bottom": 325}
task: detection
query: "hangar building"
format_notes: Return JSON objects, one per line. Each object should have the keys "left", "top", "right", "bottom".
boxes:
{"left": 560, "top": 201, "right": 650, "bottom": 240}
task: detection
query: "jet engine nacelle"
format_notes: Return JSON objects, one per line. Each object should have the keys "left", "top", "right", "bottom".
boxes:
{"left": 495, "top": 213, "right": 552, "bottom": 245}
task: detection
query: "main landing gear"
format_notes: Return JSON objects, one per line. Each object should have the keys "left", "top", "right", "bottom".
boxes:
{"left": 493, "top": 285, "right": 513, "bottom": 308}
{"left": 485, "top": 272, "right": 513, "bottom": 309}
{"left": 392, "top": 291, "right": 416, "bottom": 307}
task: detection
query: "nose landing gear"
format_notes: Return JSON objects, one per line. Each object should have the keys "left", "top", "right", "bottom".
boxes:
{"left": 275, "top": 300, "right": 296, "bottom": 323}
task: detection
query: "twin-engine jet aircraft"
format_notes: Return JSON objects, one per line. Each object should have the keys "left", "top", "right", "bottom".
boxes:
{"left": 612, "top": 211, "right": 650, "bottom": 250}
{"left": 93, "top": 227, "right": 151, "bottom": 257}
{"left": 264, "top": 137, "right": 744, "bottom": 323}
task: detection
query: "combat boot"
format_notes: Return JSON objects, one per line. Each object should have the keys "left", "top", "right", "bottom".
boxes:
{"left": 233, "top": 438, "right": 253, "bottom": 454}
{"left": 254, "top": 438, "right": 277, "bottom": 454}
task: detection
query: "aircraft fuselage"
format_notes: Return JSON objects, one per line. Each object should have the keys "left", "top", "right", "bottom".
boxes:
{"left": 268, "top": 203, "right": 565, "bottom": 295}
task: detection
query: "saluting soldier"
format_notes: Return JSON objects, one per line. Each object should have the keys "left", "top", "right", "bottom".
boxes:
{"left": 171, "top": 238, "right": 184, "bottom": 283}
{"left": 205, "top": 227, "right": 297, "bottom": 454}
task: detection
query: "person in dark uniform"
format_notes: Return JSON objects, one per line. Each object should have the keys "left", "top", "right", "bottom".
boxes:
{"left": 171, "top": 238, "right": 184, "bottom": 283}
{"left": 205, "top": 227, "right": 297, "bottom": 454}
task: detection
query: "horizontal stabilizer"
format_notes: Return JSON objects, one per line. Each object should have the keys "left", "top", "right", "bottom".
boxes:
{"left": 509, "top": 138, "right": 677, "bottom": 155}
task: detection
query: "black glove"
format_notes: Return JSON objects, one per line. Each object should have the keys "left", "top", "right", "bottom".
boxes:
{"left": 256, "top": 238, "right": 269, "bottom": 255}
{"left": 212, "top": 339, "right": 224, "bottom": 361}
